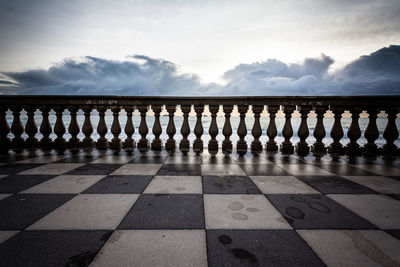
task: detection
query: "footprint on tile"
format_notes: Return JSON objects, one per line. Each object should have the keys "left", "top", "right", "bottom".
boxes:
{"left": 174, "top": 186, "right": 186, "bottom": 192}
{"left": 232, "top": 212, "right": 248, "bottom": 220}
{"left": 240, "top": 195, "right": 254, "bottom": 200}
{"left": 228, "top": 201, "right": 244, "bottom": 211}
{"left": 286, "top": 207, "right": 305, "bottom": 219}
{"left": 246, "top": 207, "right": 259, "bottom": 212}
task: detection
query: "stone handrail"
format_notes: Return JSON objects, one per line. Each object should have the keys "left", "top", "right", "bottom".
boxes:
{"left": 0, "top": 95, "right": 399, "bottom": 158}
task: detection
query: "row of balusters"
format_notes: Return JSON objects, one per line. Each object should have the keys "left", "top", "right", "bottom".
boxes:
{"left": 0, "top": 104, "right": 399, "bottom": 157}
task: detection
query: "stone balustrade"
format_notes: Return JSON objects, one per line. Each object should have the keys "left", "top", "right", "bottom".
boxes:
{"left": 0, "top": 95, "right": 399, "bottom": 158}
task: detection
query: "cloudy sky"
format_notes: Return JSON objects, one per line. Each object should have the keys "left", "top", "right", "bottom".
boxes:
{"left": 0, "top": 0, "right": 399, "bottom": 95}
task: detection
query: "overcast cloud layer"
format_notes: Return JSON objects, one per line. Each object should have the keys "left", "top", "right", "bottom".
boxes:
{"left": 0, "top": 45, "right": 399, "bottom": 96}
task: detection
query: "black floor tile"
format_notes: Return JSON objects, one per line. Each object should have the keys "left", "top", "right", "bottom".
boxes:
{"left": 0, "top": 194, "right": 75, "bottom": 230}
{"left": 0, "top": 155, "right": 35, "bottom": 163}
{"left": 316, "top": 165, "right": 377, "bottom": 176}
{"left": 206, "top": 229, "right": 324, "bottom": 267}
{"left": 202, "top": 155, "right": 236, "bottom": 164}
{"left": 54, "top": 155, "right": 101, "bottom": 163}
{"left": 157, "top": 164, "right": 201, "bottom": 176}
{"left": 202, "top": 176, "right": 261, "bottom": 194}
{"left": 296, "top": 175, "right": 378, "bottom": 194}
{"left": 385, "top": 229, "right": 400, "bottom": 240}
{"left": 232, "top": 156, "right": 271, "bottom": 164}
{"left": 0, "top": 230, "right": 112, "bottom": 267}
{"left": 65, "top": 163, "right": 122, "bottom": 175}
{"left": 0, "top": 163, "right": 43, "bottom": 175}
{"left": 0, "top": 175, "right": 57, "bottom": 193}
{"left": 239, "top": 164, "right": 290, "bottom": 176}
{"left": 266, "top": 194, "right": 377, "bottom": 229}
{"left": 127, "top": 155, "right": 168, "bottom": 164}
{"left": 83, "top": 175, "right": 153, "bottom": 194}
{"left": 118, "top": 194, "right": 204, "bottom": 229}
{"left": 165, "top": 156, "right": 201, "bottom": 164}
{"left": 388, "top": 176, "right": 400, "bottom": 181}
{"left": 389, "top": 194, "right": 400, "bottom": 201}
{"left": 266, "top": 156, "right": 305, "bottom": 164}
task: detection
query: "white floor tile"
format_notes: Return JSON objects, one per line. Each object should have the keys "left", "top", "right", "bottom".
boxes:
{"left": 21, "top": 175, "right": 105, "bottom": 194}
{"left": 328, "top": 194, "right": 400, "bottom": 229}
{"left": 28, "top": 194, "right": 139, "bottom": 230}
{"left": 250, "top": 176, "right": 320, "bottom": 194}
{"left": 343, "top": 176, "right": 400, "bottom": 194}
{"left": 276, "top": 164, "right": 335, "bottom": 176}
{"left": 204, "top": 194, "right": 292, "bottom": 229}
{"left": 143, "top": 176, "right": 202, "bottom": 194}
{"left": 352, "top": 165, "right": 400, "bottom": 176}
{"left": 90, "top": 155, "right": 135, "bottom": 164}
{"left": 15, "top": 155, "right": 67, "bottom": 164}
{"left": 298, "top": 230, "right": 400, "bottom": 267}
{"left": 111, "top": 164, "right": 162, "bottom": 175}
{"left": 201, "top": 164, "right": 247, "bottom": 176}
{"left": 91, "top": 230, "right": 207, "bottom": 267}
{"left": 18, "top": 163, "right": 84, "bottom": 175}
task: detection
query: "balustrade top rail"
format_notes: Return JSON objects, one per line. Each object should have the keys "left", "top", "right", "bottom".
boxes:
{"left": 0, "top": 95, "right": 399, "bottom": 159}
{"left": 1, "top": 95, "right": 400, "bottom": 107}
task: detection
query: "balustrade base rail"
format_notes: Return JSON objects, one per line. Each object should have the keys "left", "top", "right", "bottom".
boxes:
{"left": 0, "top": 96, "right": 399, "bottom": 158}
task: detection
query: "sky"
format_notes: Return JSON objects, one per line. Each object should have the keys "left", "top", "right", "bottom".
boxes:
{"left": 0, "top": 0, "right": 399, "bottom": 95}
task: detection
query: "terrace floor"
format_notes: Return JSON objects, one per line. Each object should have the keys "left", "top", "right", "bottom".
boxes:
{"left": 0, "top": 149, "right": 400, "bottom": 266}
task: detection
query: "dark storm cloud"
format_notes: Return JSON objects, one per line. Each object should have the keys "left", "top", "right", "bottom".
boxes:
{"left": 0, "top": 55, "right": 217, "bottom": 95}
{"left": 333, "top": 45, "right": 400, "bottom": 94}
{"left": 221, "top": 45, "right": 400, "bottom": 95}
{"left": 0, "top": 45, "right": 399, "bottom": 95}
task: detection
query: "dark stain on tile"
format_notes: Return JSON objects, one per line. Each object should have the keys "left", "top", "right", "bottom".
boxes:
{"left": 230, "top": 248, "right": 258, "bottom": 264}
{"left": 218, "top": 234, "right": 232, "bottom": 245}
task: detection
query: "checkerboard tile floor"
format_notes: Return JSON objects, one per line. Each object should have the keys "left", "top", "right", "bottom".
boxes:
{"left": 0, "top": 150, "right": 399, "bottom": 266}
